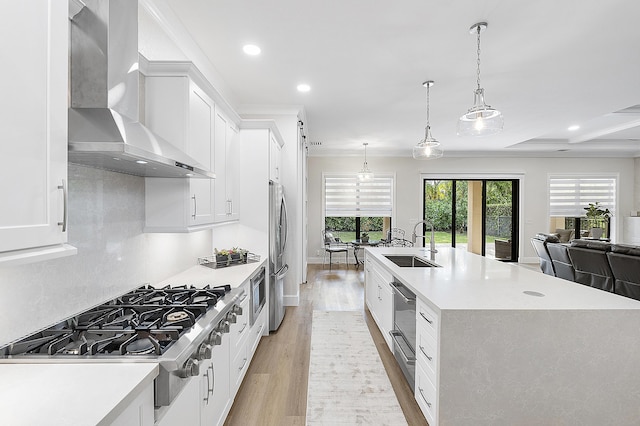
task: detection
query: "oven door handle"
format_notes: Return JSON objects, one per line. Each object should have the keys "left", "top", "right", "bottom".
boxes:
{"left": 389, "top": 330, "right": 416, "bottom": 364}
{"left": 389, "top": 282, "right": 416, "bottom": 303}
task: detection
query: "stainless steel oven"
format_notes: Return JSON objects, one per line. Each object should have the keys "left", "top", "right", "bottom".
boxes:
{"left": 389, "top": 280, "right": 417, "bottom": 392}
{"left": 250, "top": 266, "right": 266, "bottom": 326}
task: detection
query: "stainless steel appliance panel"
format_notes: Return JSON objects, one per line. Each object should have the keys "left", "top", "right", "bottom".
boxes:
{"left": 250, "top": 266, "right": 266, "bottom": 326}
{"left": 269, "top": 181, "right": 289, "bottom": 331}
{"left": 390, "top": 280, "right": 416, "bottom": 391}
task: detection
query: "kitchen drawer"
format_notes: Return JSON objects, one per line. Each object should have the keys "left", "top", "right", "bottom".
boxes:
{"left": 415, "top": 362, "right": 437, "bottom": 426}
{"left": 229, "top": 293, "right": 250, "bottom": 353}
{"left": 372, "top": 261, "right": 393, "bottom": 285}
{"left": 230, "top": 343, "right": 248, "bottom": 393}
{"left": 248, "top": 309, "right": 266, "bottom": 358}
{"left": 416, "top": 325, "right": 438, "bottom": 382}
{"left": 416, "top": 297, "right": 439, "bottom": 339}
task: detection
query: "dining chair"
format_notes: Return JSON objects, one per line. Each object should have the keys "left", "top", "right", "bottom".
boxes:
{"left": 322, "top": 230, "right": 349, "bottom": 270}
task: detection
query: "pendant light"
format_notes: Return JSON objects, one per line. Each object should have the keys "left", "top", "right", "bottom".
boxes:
{"left": 357, "top": 142, "right": 374, "bottom": 181}
{"left": 457, "top": 22, "right": 503, "bottom": 137}
{"left": 413, "top": 80, "right": 443, "bottom": 160}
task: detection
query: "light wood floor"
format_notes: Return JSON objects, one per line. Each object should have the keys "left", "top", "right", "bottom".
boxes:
{"left": 224, "top": 264, "right": 428, "bottom": 426}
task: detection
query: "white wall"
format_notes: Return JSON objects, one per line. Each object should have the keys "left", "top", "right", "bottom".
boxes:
{"left": 307, "top": 156, "right": 636, "bottom": 264}
{"left": 0, "top": 165, "right": 213, "bottom": 346}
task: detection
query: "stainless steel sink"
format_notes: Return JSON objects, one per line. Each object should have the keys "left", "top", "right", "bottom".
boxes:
{"left": 383, "top": 255, "right": 440, "bottom": 268}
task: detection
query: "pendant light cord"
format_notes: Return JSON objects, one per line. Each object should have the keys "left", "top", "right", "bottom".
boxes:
{"left": 426, "top": 83, "right": 431, "bottom": 133}
{"left": 476, "top": 25, "right": 482, "bottom": 90}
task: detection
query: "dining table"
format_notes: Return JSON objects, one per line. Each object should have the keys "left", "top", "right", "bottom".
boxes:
{"left": 351, "top": 239, "right": 382, "bottom": 269}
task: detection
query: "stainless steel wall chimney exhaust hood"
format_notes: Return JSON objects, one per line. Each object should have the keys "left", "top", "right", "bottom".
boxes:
{"left": 68, "top": 0, "right": 214, "bottom": 179}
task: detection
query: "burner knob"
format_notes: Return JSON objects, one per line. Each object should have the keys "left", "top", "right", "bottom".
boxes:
{"left": 178, "top": 358, "right": 200, "bottom": 378}
{"left": 218, "top": 320, "right": 230, "bottom": 333}
{"left": 232, "top": 304, "right": 243, "bottom": 315}
{"left": 197, "top": 343, "right": 213, "bottom": 360}
{"left": 208, "top": 331, "right": 223, "bottom": 346}
{"left": 226, "top": 311, "right": 237, "bottom": 324}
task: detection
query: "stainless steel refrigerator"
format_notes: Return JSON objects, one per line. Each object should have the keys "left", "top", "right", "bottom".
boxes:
{"left": 269, "top": 180, "right": 289, "bottom": 331}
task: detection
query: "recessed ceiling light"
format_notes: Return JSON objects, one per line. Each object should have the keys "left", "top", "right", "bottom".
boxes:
{"left": 568, "top": 125, "right": 580, "bottom": 131}
{"left": 297, "top": 84, "right": 311, "bottom": 92}
{"left": 243, "top": 44, "right": 261, "bottom": 56}
{"left": 135, "top": 160, "right": 148, "bottom": 164}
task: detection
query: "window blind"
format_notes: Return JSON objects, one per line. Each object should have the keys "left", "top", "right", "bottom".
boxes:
{"left": 549, "top": 177, "right": 616, "bottom": 217}
{"left": 324, "top": 174, "right": 393, "bottom": 217}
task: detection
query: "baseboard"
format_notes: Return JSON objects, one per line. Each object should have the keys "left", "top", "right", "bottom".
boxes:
{"left": 284, "top": 294, "right": 299, "bottom": 306}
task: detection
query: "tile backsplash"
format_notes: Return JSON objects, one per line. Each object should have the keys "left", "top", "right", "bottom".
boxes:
{"left": 0, "top": 165, "right": 212, "bottom": 346}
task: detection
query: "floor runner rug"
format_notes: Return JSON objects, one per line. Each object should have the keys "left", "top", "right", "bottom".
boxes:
{"left": 306, "top": 310, "right": 407, "bottom": 425}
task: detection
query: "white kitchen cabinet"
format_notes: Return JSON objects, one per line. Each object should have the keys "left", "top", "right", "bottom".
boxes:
{"left": 144, "top": 68, "right": 216, "bottom": 232}
{"left": 110, "top": 381, "right": 155, "bottom": 426}
{"left": 415, "top": 297, "right": 440, "bottom": 425}
{"left": 156, "top": 375, "right": 201, "bottom": 426}
{"left": 202, "top": 331, "right": 231, "bottom": 426}
{"left": 214, "top": 110, "right": 240, "bottom": 222}
{"left": 364, "top": 253, "right": 394, "bottom": 349}
{"left": 0, "top": 0, "right": 75, "bottom": 263}
{"left": 269, "top": 132, "right": 283, "bottom": 183}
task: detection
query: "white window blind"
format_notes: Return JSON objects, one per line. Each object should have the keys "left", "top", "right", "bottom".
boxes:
{"left": 549, "top": 176, "right": 616, "bottom": 217}
{"left": 324, "top": 174, "right": 393, "bottom": 217}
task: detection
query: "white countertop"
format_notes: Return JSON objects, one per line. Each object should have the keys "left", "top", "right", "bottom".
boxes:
{"left": 0, "top": 363, "right": 158, "bottom": 426}
{"left": 366, "top": 246, "right": 640, "bottom": 311}
{"left": 156, "top": 256, "right": 267, "bottom": 289}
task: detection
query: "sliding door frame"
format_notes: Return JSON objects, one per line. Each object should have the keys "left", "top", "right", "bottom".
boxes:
{"left": 421, "top": 173, "right": 524, "bottom": 262}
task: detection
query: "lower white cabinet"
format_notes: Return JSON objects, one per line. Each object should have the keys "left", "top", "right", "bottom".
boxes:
{"left": 201, "top": 332, "right": 231, "bottom": 426}
{"left": 364, "top": 254, "right": 394, "bottom": 348}
{"left": 415, "top": 297, "right": 440, "bottom": 425}
{"left": 110, "top": 381, "right": 155, "bottom": 426}
{"left": 156, "top": 374, "right": 201, "bottom": 426}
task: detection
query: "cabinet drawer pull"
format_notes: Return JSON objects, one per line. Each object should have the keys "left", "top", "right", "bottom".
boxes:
{"left": 203, "top": 369, "right": 210, "bottom": 403}
{"left": 419, "top": 312, "right": 433, "bottom": 324}
{"left": 238, "top": 322, "right": 247, "bottom": 334}
{"left": 192, "top": 194, "right": 197, "bottom": 219}
{"left": 419, "top": 345, "right": 433, "bottom": 361}
{"left": 239, "top": 357, "right": 247, "bottom": 371}
{"left": 57, "top": 180, "right": 67, "bottom": 232}
{"left": 418, "top": 386, "right": 432, "bottom": 408}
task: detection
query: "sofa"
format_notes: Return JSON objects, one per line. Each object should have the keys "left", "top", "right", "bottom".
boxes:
{"left": 531, "top": 237, "right": 640, "bottom": 302}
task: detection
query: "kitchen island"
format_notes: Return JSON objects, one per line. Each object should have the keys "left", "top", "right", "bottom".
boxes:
{"left": 365, "top": 246, "right": 640, "bottom": 425}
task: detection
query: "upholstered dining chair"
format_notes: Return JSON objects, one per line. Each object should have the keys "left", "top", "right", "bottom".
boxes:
{"left": 322, "top": 230, "right": 349, "bottom": 271}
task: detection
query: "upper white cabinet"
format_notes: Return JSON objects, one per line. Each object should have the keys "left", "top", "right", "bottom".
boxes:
{"left": 0, "top": 0, "right": 76, "bottom": 263}
{"left": 269, "top": 132, "right": 283, "bottom": 183}
{"left": 143, "top": 65, "right": 217, "bottom": 231}
{"left": 214, "top": 110, "right": 240, "bottom": 223}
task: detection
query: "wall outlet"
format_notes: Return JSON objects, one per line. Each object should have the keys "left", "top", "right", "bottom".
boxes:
{"left": 316, "top": 249, "right": 320, "bottom": 256}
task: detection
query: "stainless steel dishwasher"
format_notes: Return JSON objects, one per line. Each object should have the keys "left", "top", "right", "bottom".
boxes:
{"left": 389, "top": 280, "right": 416, "bottom": 391}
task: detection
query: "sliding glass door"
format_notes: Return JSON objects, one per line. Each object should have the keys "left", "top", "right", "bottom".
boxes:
{"left": 423, "top": 178, "right": 519, "bottom": 261}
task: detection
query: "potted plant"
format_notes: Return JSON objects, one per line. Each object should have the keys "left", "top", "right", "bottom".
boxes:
{"left": 583, "top": 202, "right": 611, "bottom": 239}
{"left": 214, "top": 248, "right": 230, "bottom": 267}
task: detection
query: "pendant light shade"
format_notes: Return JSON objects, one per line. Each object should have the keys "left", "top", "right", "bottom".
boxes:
{"left": 457, "top": 22, "right": 503, "bottom": 137}
{"left": 413, "top": 80, "right": 443, "bottom": 160}
{"left": 357, "top": 142, "right": 374, "bottom": 181}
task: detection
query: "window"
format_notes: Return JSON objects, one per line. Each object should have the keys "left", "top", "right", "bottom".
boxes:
{"left": 549, "top": 175, "right": 616, "bottom": 238}
{"left": 323, "top": 174, "right": 394, "bottom": 241}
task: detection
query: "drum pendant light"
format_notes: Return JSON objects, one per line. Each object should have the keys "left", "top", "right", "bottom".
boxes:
{"left": 413, "top": 80, "right": 443, "bottom": 160}
{"left": 458, "top": 22, "right": 504, "bottom": 137}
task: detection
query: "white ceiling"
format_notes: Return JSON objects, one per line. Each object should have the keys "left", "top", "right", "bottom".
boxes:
{"left": 149, "top": 0, "right": 640, "bottom": 157}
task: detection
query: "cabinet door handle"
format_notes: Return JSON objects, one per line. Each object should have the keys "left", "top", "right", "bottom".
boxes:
{"left": 419, "top": 312, "right": 433, "bottom": 324}
{"left": 418, "top": 386, "right": 432, "bottom": 408}
{"left": 203, "top": 369, "right": 210, "bottom": 403}
{"left": 57, "top": 179, "right": 67, "bottom": 232}
{"left": 239, "top": 357, "right": 247, "bottom": 371}
{"left": 192, "top": 194, "right": 197, "bottom": 219}
{"left": 419, "top": 345, "right": 433, "bottom": 361}
{"left": 208, "top": 364, "right": 214, "bottom": 396}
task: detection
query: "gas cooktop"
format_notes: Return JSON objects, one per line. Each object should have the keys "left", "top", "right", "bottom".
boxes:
{"left": 1, "top": 284, "right": 231, "bottom": 357}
